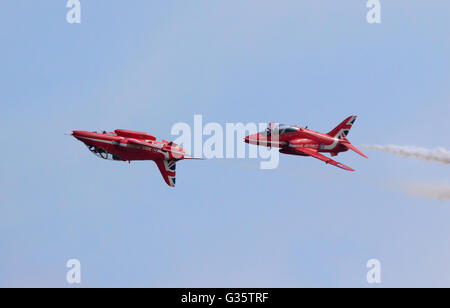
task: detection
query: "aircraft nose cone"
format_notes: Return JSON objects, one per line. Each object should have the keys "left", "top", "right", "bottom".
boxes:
{"left": 72, "top": 130, "right": 82, "bottom": 137}
{"left": 243, "top": 136, "right": 249, "bottom": 143}
{"left": 71, "top": 130, "right": 90, "bottom": 140}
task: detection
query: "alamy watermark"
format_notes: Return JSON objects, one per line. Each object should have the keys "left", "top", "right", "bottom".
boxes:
{"left": 366, "top": 0, "right": 381, "bottom": 24}
{"left": 366, "top": 258, "right": 381, "bottom": 284}
{"left": 66, "top": 258, "right": 81, "bottom": 284}
{"left": 170, "top": 115, "right": 280, "bottom": 170}
{"left": 66, "top": 0, "right": 81, "bottom": 24}
{"left": 65, "top": 1, "right": 380, "bottom": 25}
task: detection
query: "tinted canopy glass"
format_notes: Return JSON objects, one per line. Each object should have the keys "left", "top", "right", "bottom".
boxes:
{"left": 275, "top": 124, "right": 299, "bottom": 134}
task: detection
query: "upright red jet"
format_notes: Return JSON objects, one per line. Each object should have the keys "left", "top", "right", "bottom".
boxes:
{"left": 72, "top": 129, "right": 192, "bottom": 187}
{"left": 244, "top": 116, "right": 368, "bottom": 171}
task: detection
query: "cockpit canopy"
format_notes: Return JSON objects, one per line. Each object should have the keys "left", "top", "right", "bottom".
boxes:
{"left": 260, "top": 124, "right": 300, "bottom": 136}
{"left": 277, "top": 124, "right": 300, "bottom": 134}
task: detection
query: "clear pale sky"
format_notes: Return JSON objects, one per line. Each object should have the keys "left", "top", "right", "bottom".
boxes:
{"left": 1, "top": 1, "right": 449, "bottom": 287}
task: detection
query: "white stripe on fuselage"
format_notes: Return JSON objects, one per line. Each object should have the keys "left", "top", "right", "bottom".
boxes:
{"left": 77, "top": 136, "right": 170, "bottom": 158}
{"left": 288, "top": 140, "right": 338, "bottom": 150}
{"left": 320, "top": 137, "right": 339, "bottom": 150}
{"left": 289, "top": 143, "right": 319, "bottom": 149}
{"left": 247, "top": 139, "right": 288, "bottom": 147}
{"left": 248, "top": 138, "right": 339, "bottom": 150}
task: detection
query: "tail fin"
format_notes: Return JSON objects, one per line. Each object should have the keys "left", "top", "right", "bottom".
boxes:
{"left": 155, "top": 159, "right": 176, "bottom": 187}
{"left": 328, "top": 115, "right": 357, "bottom": 139}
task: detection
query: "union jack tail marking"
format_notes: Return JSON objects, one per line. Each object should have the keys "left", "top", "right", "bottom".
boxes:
{"left": 327, "top": 115, "right": 357, "bottom": 139}
{"left": 155, "top": 159, "right": 177, "bottom": 187}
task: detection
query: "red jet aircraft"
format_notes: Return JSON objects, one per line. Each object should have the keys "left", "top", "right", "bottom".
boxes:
{"left": 244, "top": 116, "right": 368, "bottom": 171}
{"left": 72, "top": 129, "right": 192, "bottom": 187}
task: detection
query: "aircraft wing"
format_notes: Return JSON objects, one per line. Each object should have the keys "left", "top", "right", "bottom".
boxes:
{"left": 155, "top": 159, "right": 176, "bottom": 187}
{"left": 291, "top": 147, "right": 355, "bottom": 171}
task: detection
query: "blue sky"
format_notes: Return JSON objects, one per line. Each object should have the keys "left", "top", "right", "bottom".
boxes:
{"left": 1, "top": 1, "right": 449, "bottom": 287}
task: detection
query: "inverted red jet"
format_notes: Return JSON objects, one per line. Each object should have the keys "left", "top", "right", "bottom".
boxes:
{"left": 244, "top": 116, "right": 368, "bottom": 171}
{"left": 72, "top": 129, "right": 192, "bottom": 187}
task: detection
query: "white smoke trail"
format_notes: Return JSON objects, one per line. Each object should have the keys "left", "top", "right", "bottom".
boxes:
{"left": 396, "top": 182, "right": 450, "bottom": 201}
{"left": 362, "top": 145, "right": 450, "bottom": 165}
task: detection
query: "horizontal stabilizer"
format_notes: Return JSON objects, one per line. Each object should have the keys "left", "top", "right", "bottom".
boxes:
{"left": 342, "top": 141, "right": 368, "bottom": 159}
